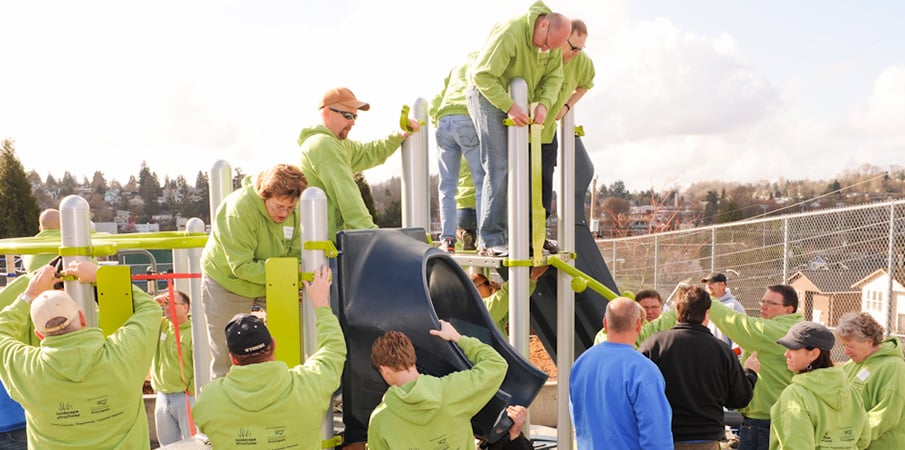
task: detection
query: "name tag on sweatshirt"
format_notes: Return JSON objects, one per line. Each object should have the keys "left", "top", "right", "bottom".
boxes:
{"left": 283, "top": 226, "right": 294, "bottom": 239}
{"left": 856, "top": 368, "right": 871, "bottom": 381}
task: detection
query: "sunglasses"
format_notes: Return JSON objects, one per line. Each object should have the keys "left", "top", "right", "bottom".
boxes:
{"left": 567, "top": 39, "right": 583, "bottom": 52}
{"left": 329, "top": 107, "right": 357, "bottom": 121}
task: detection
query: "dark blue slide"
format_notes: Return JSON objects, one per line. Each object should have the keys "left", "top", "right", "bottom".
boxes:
{"left": 335, "top": 228, "right": 548, "bottom": 445}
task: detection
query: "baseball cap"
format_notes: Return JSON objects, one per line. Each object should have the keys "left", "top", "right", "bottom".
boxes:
{"left": 30, "top": 291, "right": 82, "bottom": 334}
{"left": 776, "top": 321, "right": 835, "bottom": 351}
{"left": 319, "top": 87, "right": 370, "bottom": 112}
{"left": 225, "top": 314, "right": 272, "bottom": 355}
{"left": 701, "top": 272, "right": 728, "bottom": 283}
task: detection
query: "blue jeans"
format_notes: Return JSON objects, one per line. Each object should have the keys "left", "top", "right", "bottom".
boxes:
{"left": 738, "top": 417, "right": 770, "bottom": 450}
{"left": 436, "top": 114, "right": 483, "bottom": 241}
{"left": 466, "top": 85, "right": 509, "bottom": 248}
{"left": 155, "top": 392, "right": 196, "bottom": 445}
{"left": 457, "top": 208, "right": 477, "bottom": 231}
{"left": 0, "top": 428, "right": 26, "bottom": 450}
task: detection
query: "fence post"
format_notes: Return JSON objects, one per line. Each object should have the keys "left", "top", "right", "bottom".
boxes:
{"left": 710, "top": 228, "right": 717, "bottom": 272}
{"left": 782, "top": 217, "right": 790, "bottom": 282}
{"left": 888, "top": 204, "right": 897, "bottom": 334}
{"left": 654, "top": 235, "right": 660, "bottom": 290}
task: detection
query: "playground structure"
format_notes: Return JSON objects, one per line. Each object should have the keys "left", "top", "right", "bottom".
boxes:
{"left": 0, "top": 79, "right": 625, "bottom": 449}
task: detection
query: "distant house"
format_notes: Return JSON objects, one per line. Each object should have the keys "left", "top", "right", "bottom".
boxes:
{"left": 851, "top": 269, "right": 905, "bottom": 333}
{"left": 788, "top": 268, "right": 873, "bottom": 326}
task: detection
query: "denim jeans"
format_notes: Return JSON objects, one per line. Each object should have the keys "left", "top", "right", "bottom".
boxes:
{"left": 155, "top": 392, "right": 196, "bottom": 445}
{"left": 738, "top": 417, "right": 771, "bottom": 450}
{"left": 466, "top": 85, "right": 510, "bottom": 248}
{"left": 457, "top": 208, "right": 477, "bottom": 231}
{"left": 436, "top": 114, "right": 483, "bottom": 241}
{"left": 201, "top": 276, "right": 267, "bottom": 379}
{"left": 0, "top": 428, "right": 26, "bottom": 450}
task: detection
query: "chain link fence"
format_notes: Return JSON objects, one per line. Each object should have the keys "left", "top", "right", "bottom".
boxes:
{"left": 598, "top": 200, "right": 905, "bottom": 341}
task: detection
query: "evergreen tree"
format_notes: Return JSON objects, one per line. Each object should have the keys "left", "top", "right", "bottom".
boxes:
{"left": 0, "top": 139, "right": 40, "bottom": 238}
{"left": 702, "top": 190, "right": 720, "bottom": 225}
{"left": 194, "top": 170, "right": 210, "bottom": 222}
{"left": 138, "top": 161, "right": 162, "bottom": 218}
{"left": 353, "top": 172, "right": 378, "bottom": 223}
{"left": 59, "top": 171, "right": 78, "bottom": 196}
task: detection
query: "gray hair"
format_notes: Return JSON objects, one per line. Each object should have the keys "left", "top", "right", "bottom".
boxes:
{"left": 836, "top": 312, "right": 884, "bottom": 346}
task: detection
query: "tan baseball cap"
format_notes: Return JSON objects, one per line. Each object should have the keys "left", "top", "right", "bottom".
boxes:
{"left": 30, "top": 291, "right": 82, "bottom": 334}
{"left": 319, "top": 87, "right": 370, "bottom": 112}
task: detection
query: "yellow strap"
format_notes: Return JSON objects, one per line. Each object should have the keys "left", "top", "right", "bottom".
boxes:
{"left": 58, "top": 244, "right": 118, "bottom": 257}
{"left": 322, "top": 435, "right": 343, "bottom": 448}
{"left": 266, "top": 257, "right": 302, "bottom": 367}
{"left": 304, "top": 240, "right": 339, "bottom": 258}
{"left": 529, "top": 123, "right": 545, "bottom": 266}
{"left": 503, "top": 258, "right": 534, "bottom": 267}
{"left": 574, "top": 125, "right": 585, "bottom": 137}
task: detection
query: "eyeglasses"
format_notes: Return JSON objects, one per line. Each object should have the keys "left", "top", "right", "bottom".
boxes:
{"left": 567, "top": 39, "right": 583, "bottom": 52}
{"left": 329, "top": 107, "right": 357, "bottom": 121}
{"left": 759, "top": 300, "right": 786, "bottom": 307}
{"left": 267, "top": 200, "right": 296, "bottom": 213}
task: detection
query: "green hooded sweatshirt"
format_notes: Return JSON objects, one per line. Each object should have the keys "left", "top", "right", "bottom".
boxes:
{"left": 469, "top": 1, "right": 564, "bottom": 114}
{"left": 0, "top": 275, "right": 39, "bottom": 346}
{"left": 298, "top": 124, "right": 405, "bottom": 241}
{"left": 367, "top": 336, "right": 508, "bottom": 450}
{"left": 709, "top": 300, "right": 802, "bottom": 420}
{"left": 193, "top": 306, "right": 346, "bottom": 450}
{"left": 151, "top": 317, "right": 194, "bottom": 395}
{"left": 201, "top": 175, "right": 302, "bottom": 299}
{"left": 23, "top": 228, "right": 61, "bottom": 272}
{"left": 483, "top": 279, "right": 537, "bottom": 338}
{"left": 541, "top": 50, "right": 595, "bottom": 144}
{"left": 770, "top": 367, "right": 870, "bottom": 449}
{"left": 0, "top": 286, "right": 160, "bottom": 449}
{"left": 842, "top": 337, "right": 905, "bottom": 449}
{"left": 592, "top": 308, "right": 677, "bottom": 346}
{"left": 429, "top": 52, "right": 477, "bottom": 126}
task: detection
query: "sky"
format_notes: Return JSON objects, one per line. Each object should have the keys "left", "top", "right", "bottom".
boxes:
{"left": 2, "top": 1, "right": 903, "bottom": 193}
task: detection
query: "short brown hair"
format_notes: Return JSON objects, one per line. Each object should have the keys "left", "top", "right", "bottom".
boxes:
{"left": 674, "top": 286, "right": 710, "bottom": 324}
{"left": 371, "top": 330, "right": 416, "bottom": 371}
{"left": 233, "top": 342, "right": 275, "bottom": 366}
{"left": 635, "top": 289, "right": 662, "bottom": 305}
{"left": 255, "top": 164, "right": 307, "bottom": 200}
{"left": 155, "top": 290, "right": 191, "bottom": 307}
{"left": 571, "top": 18, "right": 588, "bottom": 36}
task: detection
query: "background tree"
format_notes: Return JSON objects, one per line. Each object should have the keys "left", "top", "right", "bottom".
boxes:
{"left": 194, "top": 170, "right": 210, "bottom": 222}
{"left": 0, "top": 139, "right": 40, "bottom": 238}
{"left": 354, "top": 172, "right": 378, "bottom": 224}
{"left": 138, "top": 161, "right": 162, "bottom": 219}
{"left": 59, "top": 171, "right": 78, "bottom": 196}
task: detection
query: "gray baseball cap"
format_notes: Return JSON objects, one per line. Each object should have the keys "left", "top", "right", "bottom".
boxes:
{"left": 776, "top": 321, "right": 835, "bottom": 351}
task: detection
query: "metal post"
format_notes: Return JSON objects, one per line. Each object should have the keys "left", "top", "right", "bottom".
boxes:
{"left": 508, "top": 78, "right": 530, "bottom": 359}
{"left": 301, "top": 187, "right": 334, "bottom": 448}
{"left": 209, "top": 160, "right": 233, "bottom": 219}
{"left": 555, "top": 105, "right": 576, "bottom": 450}
{"left": 654, "top": 235, "right": 660, "bottom": 291}
{"left": 186, "top": 217, "right": 211, "bottom": 395}
{"left": 782, "top": 217, "right": 790, "bottom": 282}
{"left": 887, "top": 204, "right": 896, "bottom": 334}
{"left": 59, "top": 195, "right": 97, "bottom": 326}
{"left": 401, "top": 98, "right": 430, "bottom": 232}
{"left": 172, "top": 248, "right": 190, "bottom": 296}
{"left": 710, "top": 228, "right": 717, "bottom": 272}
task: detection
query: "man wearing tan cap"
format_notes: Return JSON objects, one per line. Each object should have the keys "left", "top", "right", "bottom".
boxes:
{"left": 0, "top": 262, "right": 161, "bottom": 449}
{"left": 298, "top": 87, "right": 421, "bottom": 241}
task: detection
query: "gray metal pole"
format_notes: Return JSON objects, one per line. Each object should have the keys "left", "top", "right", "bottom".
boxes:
{"left": 300, "top": 187, "right": 334, "bottom": 448}
{"left": 209, "top": 160, "right": 233, "bottom": 219}
{"left": 401, "top": 98, "right": 431, "bottom": 232}
{"left": 556, "top": 107, "right": 576, "bottom": 450}
{"left": 59, "top": 195, "right": 97, "bottom": 326}
{"left": 782, "top": 217, "right": 790, "bottom": 282}
{"left": 508, "top": 78, "right": 530, "bottom": 358}
{"left": 887, "top": 204, "right": 896, "bottom": 334}
{"left": 186, "top": 217, "right": 211, "bottom": 395}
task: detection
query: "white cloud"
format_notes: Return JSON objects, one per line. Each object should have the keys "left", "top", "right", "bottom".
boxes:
{"left": 846, "top": 65, "right": 905, "bottom": 138}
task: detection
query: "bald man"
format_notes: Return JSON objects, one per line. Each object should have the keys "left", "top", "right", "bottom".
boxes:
{"left": 570, "top": 297, "right": 673, "bottom": 448}
{"left": 23, "top": 209, "right": 61, "bottom": 273}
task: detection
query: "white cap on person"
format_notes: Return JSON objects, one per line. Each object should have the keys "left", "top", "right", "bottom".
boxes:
{"left": 30, "top": 291, "right": 81, "bottom": 334}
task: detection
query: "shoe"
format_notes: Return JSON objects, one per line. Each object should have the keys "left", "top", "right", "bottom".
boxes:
{"left": 457, "top": 229, "right": 476, "bottom": 251}
{"left": 440, "top": 238, "right": 455, "bottom": 253}
{"left": 477, "top": 245, "right": 508, "bottom": 257}
{"left": 543, "top": 239, "right": 560, "bottom": 253}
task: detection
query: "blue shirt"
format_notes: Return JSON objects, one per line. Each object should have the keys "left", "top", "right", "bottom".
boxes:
{"left": 570, "top": 341, "right": 673, "bottom": 449}
{"left": 0, "top": 380, "right": 25, "bottom": 433}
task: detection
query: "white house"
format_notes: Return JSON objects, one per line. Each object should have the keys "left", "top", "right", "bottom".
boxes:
{"left": 851, "top": 269, "right": 905, "bottom": 333}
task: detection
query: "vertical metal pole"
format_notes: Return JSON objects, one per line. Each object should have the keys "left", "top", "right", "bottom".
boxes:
{"left": 186, "top": 217, "right": 211, "bottom": 395}
{"left": 782, "top": 217, "right": 790, "bottom": 282}
{"left": 710, "top": 228, "right": 717, "bottom": 272}
{"left": 887, "top": 204, "right": 896, "bottom": 334}
{"left": 654, "top": 235, "right": 660, "bottom": 291}
{"left": 401, "top": 98, "right": 431, "bottom": 232}
{"left": 59, "top": 195, "right": 96, "bottom": 326}
{"left": 172, "top": 248, "right": 190, "bottom": 296}
{"left": 612, "top": 245, "right": 617, "bottom": 279}
{"left": 301, "top": 187, "right": 334, "bottom": 448}
{"left": 209, "top": 160, "right": 233, "bottom": 220}
{"left": 508, "top": 78, "right": 530, "bottom": 358}
{"left": 556, "top": 106, "right": 576, "bottom": 450}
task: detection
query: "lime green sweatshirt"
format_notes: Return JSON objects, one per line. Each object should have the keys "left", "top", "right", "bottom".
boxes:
{"left": 429, "top": 52, "right": 477, "bottom": 126}
{"left": 709, "top": 300, "right": 802, "bottom": 419}
{"left": 0, "top": 286, "right": 160, "bottom": 449}
{"left": 298, "top": 124, "right": 405, "bottom": 241}
{"left": 23, "top": 228, "right": 61, "bottom": 272}
{"left": 770, "top": 367, "right": 870, "bottom": 449}
{"left": 367, "top": 336, "right": 508, "bottom": 450}
{"left": 469, "top": 0, "right": 564, "bottom": 113}
{"left": 151, "top": 317, "right": 194, "bottom": 395}
{"left": 483, "top": 279, "right": 537, "bottom": 338}
{"left": 193, "top": 307, "right": 346, "bottom": 450}
{"left": 541, "top": 50, "right": 595, "bottom": 143}
{"left": 842, "top": 337, "right": 905, "bottom": 449}
{"left": 202, "top": 176, "right": 302, "bottom": 299}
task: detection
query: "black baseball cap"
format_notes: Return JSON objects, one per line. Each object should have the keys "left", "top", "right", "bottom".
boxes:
{"left": 701, "top": 272, "right": 728, "bottom": 283}
{"left": 225, "top": 314, "right": 272, "bottom": 355}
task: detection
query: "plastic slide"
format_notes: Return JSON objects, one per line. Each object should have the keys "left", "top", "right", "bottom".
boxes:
{"left": 335, "top": 228, "right": 548, "bottom": 445}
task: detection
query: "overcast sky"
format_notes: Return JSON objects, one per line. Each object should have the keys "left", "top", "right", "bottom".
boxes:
{"left": 2, "top": 1, "right": 903, "bottom": 193}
